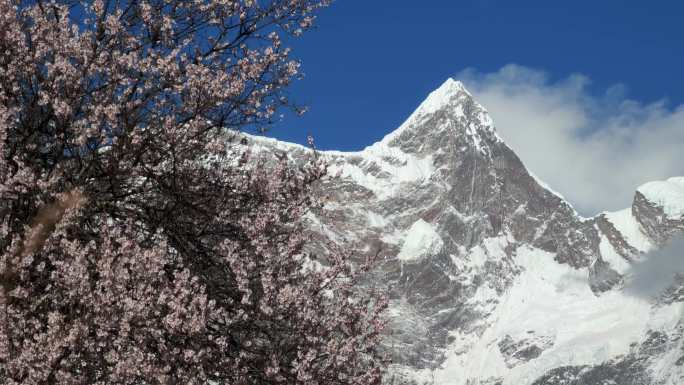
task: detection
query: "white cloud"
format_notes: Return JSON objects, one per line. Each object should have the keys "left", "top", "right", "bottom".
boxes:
{"left": 623, "top": 236, "right": 684, "bottom": 299}
{"left": 458, "top": 64, "right": 684, "bottom": 215}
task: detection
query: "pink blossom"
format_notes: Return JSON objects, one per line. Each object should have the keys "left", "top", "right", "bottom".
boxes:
{"left": 0, "top": 0, "right": 389, "bottom": 383}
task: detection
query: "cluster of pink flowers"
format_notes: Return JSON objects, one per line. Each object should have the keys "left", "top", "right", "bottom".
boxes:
{"left": 0, "top": 0, "right": 389, "bottom": 384}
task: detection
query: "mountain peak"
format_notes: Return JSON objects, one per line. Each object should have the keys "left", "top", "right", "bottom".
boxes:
{"left": 366, "top": 78, "right": 500, "bottom": 155}
{"left": 414, "top": 78, "right": 470, "bottom": 117}
{"left": 434, "top": 78, "right": 468, "bottom": 97}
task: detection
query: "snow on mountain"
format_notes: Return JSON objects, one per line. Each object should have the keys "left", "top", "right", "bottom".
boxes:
{"left": 424, "top": 245, "right": 683, "bottom": 385}
{"left": 245, "top": 78, "right": 684, "bottom": 384}
{"left": 638, "top": 177, "right": 684, "bottom": 220}
{"left": 396, "top": 219, "right": 444, "bottom": 262}
{"left": 604, "top": 208, "right": 654, "bottom": 253}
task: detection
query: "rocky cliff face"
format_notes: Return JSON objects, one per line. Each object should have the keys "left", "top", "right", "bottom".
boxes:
{"left": 249, "top": 79, "right": 684, "bottom": 385}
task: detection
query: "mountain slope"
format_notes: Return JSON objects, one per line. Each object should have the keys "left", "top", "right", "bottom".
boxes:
{"left": 248, "top": 79, "right": 684, "bottom": 385}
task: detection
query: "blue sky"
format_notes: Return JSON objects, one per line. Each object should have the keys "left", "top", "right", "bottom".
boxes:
{"left": 267, "top": 0, "right": 683, "bottom": 149}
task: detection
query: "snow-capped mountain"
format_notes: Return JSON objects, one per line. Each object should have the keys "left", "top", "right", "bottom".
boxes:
{"left": 248, "top": 79, "right": 684, "bottom": 384}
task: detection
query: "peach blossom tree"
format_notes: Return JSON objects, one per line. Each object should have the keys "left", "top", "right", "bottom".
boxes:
{"left": 0, "top": 0, "right": 387, "bottom": 383}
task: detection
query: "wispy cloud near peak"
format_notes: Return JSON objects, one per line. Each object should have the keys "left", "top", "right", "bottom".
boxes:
{"left": 458, "top": 64, "right": 684, "bottom": 215}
